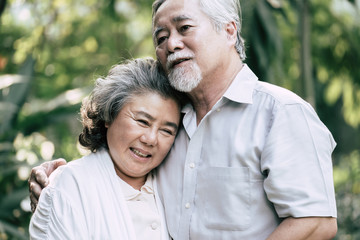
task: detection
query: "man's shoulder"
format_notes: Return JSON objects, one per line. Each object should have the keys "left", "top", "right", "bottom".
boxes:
{"left": 254, "top": 81, "right": 308, "bottom": 106}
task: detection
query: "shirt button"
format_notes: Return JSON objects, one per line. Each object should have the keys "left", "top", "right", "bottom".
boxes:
{"left": 151, "top": 222, "right": 158, "bottom": 230}
{"left": 189, "top": 163, "right": 195, "bottom": 168}
{"left": 216, "top": 108, "right": 221, "bottom": 112}
{"left": 185, "top": 203, "right": 191, "bottom": 209}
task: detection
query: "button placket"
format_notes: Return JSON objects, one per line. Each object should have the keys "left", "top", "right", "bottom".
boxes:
{"left": 151, "top": 222, "right": 158, "bottom": 230}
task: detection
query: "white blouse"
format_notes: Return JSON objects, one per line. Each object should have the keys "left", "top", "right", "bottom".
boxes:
{"left": 29, "top": 149, "right": 169, "bottom": 240}
{"left": 119, "top": 173, "right": 162, "bottom": 239}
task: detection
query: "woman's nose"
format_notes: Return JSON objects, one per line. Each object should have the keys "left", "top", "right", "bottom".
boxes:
{"left": 140, "top": 129, "right": 158, "bottom": 146}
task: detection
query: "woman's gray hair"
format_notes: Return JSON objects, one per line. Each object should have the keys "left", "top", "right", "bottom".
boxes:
{"left": 152, "top": 0, "right": 246, "bottom": 60}
{"left": 79, "top": 57, "right": 184, "bottom": 152}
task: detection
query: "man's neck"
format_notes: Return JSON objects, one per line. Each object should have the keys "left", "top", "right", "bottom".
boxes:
{"left": 189, "top": 59, "right": 244, "bottom": 125}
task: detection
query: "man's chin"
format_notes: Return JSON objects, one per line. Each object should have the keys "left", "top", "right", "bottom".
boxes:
{"left": 168, "top": 65, "right": 202, "bottom": 92}
{"left": 169, "top": 78, "right": 199, "bottom": 93}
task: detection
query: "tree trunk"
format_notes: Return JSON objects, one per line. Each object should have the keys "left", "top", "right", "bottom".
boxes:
{"left": 298, "top": 0, "right": 316, "bottom": 107}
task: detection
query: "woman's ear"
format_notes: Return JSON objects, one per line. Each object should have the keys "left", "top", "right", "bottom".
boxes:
{"left": 105, "top": 122, "right": 109, "bottom": 128}
{"left": 225, "top": 21, "right": 237, "bottom": 45}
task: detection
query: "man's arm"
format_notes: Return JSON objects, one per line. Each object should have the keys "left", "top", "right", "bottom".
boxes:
{"left": 267, "top": 217, "right": 337, "bottom": 240}
{"left": 28, "top": 159, "right": 67, "bottom": 212}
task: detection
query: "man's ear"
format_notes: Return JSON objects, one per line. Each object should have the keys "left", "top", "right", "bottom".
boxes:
{"left": 225, "top": 21, "right": 237, "bottom": 45}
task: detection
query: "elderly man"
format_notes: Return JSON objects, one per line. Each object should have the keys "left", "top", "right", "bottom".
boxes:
{"left": 29, "top": 0, "right": 337, "bottom": 239}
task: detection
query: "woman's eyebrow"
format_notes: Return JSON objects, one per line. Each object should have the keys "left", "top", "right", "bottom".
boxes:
{"left": 134, "top": 111, "right": 154, "bottom": 120}
{"left": 164, "top": 121, "right": 178, "bottom": 131}
{"left": 135, "top": 110, "right": 178, "bottom": 130}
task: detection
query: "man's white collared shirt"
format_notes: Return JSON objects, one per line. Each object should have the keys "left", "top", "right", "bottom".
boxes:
{"left": 157, "top": 64, "right": 337, "bottom": 240}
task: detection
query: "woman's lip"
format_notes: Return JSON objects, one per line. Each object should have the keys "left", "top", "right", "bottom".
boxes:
{"left": 130, "top": 147, "right": 151, "bottom": 158}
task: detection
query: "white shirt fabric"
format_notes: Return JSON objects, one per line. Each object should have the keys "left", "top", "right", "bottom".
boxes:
{"left": 29, "top": 149, "right": 169, "bottom": 240}
{"left": 119, "top": 173, "right": 162, "bottom": 239}
{"left": 156, "top": 64, "right": 337, "bottom": 240}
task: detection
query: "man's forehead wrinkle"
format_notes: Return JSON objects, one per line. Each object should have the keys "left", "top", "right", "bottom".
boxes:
{"left": 154, "top": 14, "right": 192, "bottom": 37}
{"left": 156, "top": 14, "right": 192, "bottom": 27}
{"left": 172, "top": 14, "right": 192, "bottom": 23}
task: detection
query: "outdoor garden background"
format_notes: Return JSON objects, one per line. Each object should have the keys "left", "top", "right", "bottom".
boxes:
{"left": 0, "top": 0, "right": 359, "bottom": 239}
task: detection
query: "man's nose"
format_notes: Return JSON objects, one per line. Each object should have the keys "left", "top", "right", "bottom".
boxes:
{"left": 167, "top": 33, "right": 184, "bottom": 53}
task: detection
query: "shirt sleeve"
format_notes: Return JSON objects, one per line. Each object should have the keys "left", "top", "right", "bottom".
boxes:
{"left": 261, "top": 102, "right": 337, "bottom": 218}
{"left": 29, "top": 176, "right": 88, "bottom": 239}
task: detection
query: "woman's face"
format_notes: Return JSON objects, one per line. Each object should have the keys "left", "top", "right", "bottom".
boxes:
{"left": 106, "top": 92, "right": 180, "bottom": 187}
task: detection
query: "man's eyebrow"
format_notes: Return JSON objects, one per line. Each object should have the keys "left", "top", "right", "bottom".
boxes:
{"left": 154, "top": 14, "right": 193, "bottom": 39}
{"left": 173, "top": 14, "right": 192, "bottom": 23}
{"left": 154, "top": 26, "right": 165, "bottom": 39}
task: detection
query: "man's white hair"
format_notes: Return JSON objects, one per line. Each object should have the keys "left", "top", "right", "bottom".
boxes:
{"left": 152, "top": 0, "right": 246, "bottom": 60}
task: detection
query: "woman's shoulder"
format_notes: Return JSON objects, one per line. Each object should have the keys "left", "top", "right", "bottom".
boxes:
{"left": 49, "top": 150, "right": 114, "bottom": 191}
{"left": 30, "top": 156, "right": 93, "bottom": 239}
{"left": 48, "top": 153, "right": 96, "bottom": 189}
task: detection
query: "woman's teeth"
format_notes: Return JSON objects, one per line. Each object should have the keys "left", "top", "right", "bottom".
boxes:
{"left": 132, "top": 149, "right": 149, "bottom": 158}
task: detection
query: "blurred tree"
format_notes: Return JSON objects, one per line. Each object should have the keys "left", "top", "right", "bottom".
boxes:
{"left": 0, "top": 0, "right": 6, "bottom": 17}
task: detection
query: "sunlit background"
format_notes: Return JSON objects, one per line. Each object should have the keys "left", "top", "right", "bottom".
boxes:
{"left": 0, "top": 0, "right": 359, "bottom": 239}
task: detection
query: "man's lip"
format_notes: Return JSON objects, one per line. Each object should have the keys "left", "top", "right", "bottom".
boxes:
{"left": 170, "top": 58, "right": 191, "bottom": 68}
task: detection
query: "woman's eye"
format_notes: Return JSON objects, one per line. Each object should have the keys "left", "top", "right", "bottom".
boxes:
{"left": 161, "top": 129, "right": 174, "bottom": 136}
{"left": 137, "top": 119, "right": 149, "bottom": 125}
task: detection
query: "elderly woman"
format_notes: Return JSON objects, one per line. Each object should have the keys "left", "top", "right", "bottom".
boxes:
{"left": 29, "top": 58, "right": 183, "bottom": 239}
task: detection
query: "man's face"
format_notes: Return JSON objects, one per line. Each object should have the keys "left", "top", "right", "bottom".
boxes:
{"left": 153, "top": 0, "right": 230, "bottom": 92}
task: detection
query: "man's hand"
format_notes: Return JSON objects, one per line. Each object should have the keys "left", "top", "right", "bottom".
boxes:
{"left": 28, "top": 159, "right": 67, "bottom": 212}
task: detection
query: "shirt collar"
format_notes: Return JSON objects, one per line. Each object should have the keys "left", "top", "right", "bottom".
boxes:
{"left": 223, "top": 64, "right": 258, "bottom": 104}
{"left": 181, "top": 64, "right": 258, "bottom": 115}
{"left": 119, "top": 173, "right": 155, "bottom": 201}
{"left": 180, "top": 64, "right": 258, "bottom": 137}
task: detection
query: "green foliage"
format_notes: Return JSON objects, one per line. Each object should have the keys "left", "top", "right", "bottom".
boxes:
{"left": 244, "top": 0, "right": 285, "bottom": 86}
{"left": 311, "top": 0, "right": 360, "bottom": 129}
{"left": 0, "top": 0, "right": 359, "bottom": 239}
{"left": 334, "top": 150, "right": 360, "bottom": 240}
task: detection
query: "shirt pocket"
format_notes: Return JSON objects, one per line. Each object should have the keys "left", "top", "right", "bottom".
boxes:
{"left": 197, "top": 166, "right": 251, "bottom": 231}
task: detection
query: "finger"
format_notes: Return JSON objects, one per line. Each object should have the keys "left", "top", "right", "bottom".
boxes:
{"left": 28, "top": 166, "right": 45, "bottom": 194}
{"left": 31, "top": 202, "right": 36, "bottom": 213}
{"left": 42, "top": 158, "right": 67, "bottom": 176}
{"left": 33, "top": 167, "right": 50, "bottom": 188}
{"left": 30, "top": 193, "right": 38, "bottom": 213}
{"left": 52, "top": 158, "right": 67, "bottom": 171}
{"left": 28, "top": 166, "right": 38, "bottom": 185}
{"left": 29, "top": 180, "right": 43, "bottom": 200}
